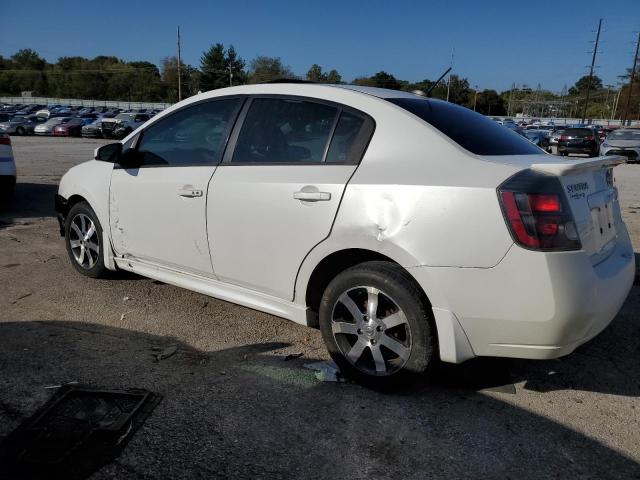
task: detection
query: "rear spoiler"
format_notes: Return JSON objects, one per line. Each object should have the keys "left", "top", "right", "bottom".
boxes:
{"left": 531, "top": 156, "right": 626, "bottom": 176}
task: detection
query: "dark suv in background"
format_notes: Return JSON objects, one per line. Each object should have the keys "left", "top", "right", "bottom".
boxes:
{"left": 557, "top": 127, "right": 600, "bottom": 157}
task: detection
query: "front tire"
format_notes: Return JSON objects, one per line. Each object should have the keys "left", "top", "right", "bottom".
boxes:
{"left": 319, "top": 261, "right": 437, "bottom": 389}
{"left": 64, "top": 202, "right": 108, "bottom": 278}
{"left": 16, "top": 127, "right": 25, "bottom": 136}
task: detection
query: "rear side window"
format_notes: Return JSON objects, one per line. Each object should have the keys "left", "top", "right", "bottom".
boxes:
{"left": 137, "top": 98, "right": 241, "bottom": 167}
{"left": 387, "top": 98, "right": 540, "bottom": 156}
{"left": 325, "top": 111, "right": 374, "bottom": 163}
{"left": 232, "top": 98, "right": 338, "bottom": 164}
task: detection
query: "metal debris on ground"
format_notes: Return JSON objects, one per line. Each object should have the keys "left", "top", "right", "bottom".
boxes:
{"left": 0, "top": 386, "right": 161, "bottom": 480}
{"left": 11, "top": 293, "right": 32, "bottom": 304}
{"left": 43, "top": 381, "right": 79, "bottom": 390}
{"left": 154, "top": 345, "right": 178, "bottom": 362}
{"left": 303, "top": 361, "right": 344, "bottom": 382}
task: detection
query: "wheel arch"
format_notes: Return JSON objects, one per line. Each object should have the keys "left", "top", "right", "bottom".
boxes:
{"left": 302, "top": 248, "right": 431, "bottom": 328}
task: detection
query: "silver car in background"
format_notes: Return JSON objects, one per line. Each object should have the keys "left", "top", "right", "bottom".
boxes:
{"left": 0, "top": 115, "right": 36, "bottom": 135}
{"left": 34, "top": 117, "right": 72, "bottom": 135}
{"left": 600, "top": 129, "right": 640, "bottom": 163}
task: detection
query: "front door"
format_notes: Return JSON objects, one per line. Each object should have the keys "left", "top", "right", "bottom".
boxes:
{"left": 207, "top": 97, "right": 374, "bottom": 299}
{"left": 109, "top": 97, "right": 243, "bottom": 276}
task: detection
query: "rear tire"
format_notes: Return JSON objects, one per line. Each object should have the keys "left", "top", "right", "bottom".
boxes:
{"left": 16, "top": 127, "right": 25, "bottom": 136}
{"left": 319, "top": 261, "right": 437, "bottom": 390}
{"left": 64, "top": 202, "right": 108, "bottom": 278}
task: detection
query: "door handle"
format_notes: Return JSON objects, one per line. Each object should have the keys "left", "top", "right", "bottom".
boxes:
{"left": 293, "top": 191, "right": 331, "bottom": 202}
{"left": 178, "top": 188, "right": 203, "bottom": 198}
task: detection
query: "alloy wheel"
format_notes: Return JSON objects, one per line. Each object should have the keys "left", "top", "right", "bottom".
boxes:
{"left": 69, "top": 213, "right": 100, "bottom": 269}
{"left": 331, "top": 286, "right": 412, "bottom": 376}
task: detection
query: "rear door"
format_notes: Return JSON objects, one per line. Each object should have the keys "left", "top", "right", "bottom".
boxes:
{"left": 207, "top": 96, "right": 374, "bottom": 299}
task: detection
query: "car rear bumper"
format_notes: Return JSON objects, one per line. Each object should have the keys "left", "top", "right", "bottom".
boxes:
{"left": 558, "top": 144, "right": 597, "bottom": 154}
{"left": 410, "top": 230, "right": 635, "bottom": 362}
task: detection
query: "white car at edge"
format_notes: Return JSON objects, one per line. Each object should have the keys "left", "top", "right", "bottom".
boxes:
{"left": 0, "top": 132, "right": 16, "bottom": 202}
{"left": 55, "top": 83, "right": 634, "bottom": 389}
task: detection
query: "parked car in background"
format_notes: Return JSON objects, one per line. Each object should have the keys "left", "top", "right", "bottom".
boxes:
{"left": 600, "top": 129, "right": 640, "bottom": 163}
{"left": 100, "top": 112, "right": 150, "bottom": 139}
{"left": 557, "top": 127, "right": 600, "bottom": 157}
{"left": 52, "top": 118, "right": 85, "bottom": 137}
{"left": 81, "top": 119, "right": 103, "bottom": 138}
{"left": 549, "top": 129, "right": 566, "bottom": 148}
{"left": 523, "top": 129, "right": 551, "bottom": 151}
{"left": 0, "top": 132, "right": 16, "bottom": 202}
{"left": 55, "top": 83, "right": 634, "bottom": 388}
{"left": 34, "top": 117, "right": 72, "bottom": 135}
{"left": 0, "top": 115, "right": 36, "bottom": 135}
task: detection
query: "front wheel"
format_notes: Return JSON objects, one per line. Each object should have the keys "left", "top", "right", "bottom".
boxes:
{"left": 64, "top": 202, "right": 108, "bottom": 278}
{"left": 319, "top": 261, "right": 436, "bottom": 389}
{"left": 16, "top": 127, "right": 25, "bottom": 136}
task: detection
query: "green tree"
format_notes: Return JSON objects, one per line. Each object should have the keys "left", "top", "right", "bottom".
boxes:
{"left": 199, "top": 43, "right": 227, "bottom": 91}
{"left": 475, "top": 89, "right": 506, "bottom": 115}
{"left": 353, "top": 71, "right": 402, "bottom": 90}
{"left": 325, "top": 69, "right": 342, "bottom": 84}
{"left": 306, "top": 64, "right": 324, "bottom": 82}
{"left": 248, "top": 56, "right": 294, "bottom": 83}
{"left": 568, "top": 75, "right": 603, "bottom": 95}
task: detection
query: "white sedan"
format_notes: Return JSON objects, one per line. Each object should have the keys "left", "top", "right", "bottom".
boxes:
{"left": 55, "top": 83, "right": 634, "bottom": 388}
{"left": 0, "top": 132, "right": 16, "bottom": 202}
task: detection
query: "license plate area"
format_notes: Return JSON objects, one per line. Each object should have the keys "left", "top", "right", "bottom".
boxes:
{"left": 589, "top": 198, "right": 616, "bottom": 249}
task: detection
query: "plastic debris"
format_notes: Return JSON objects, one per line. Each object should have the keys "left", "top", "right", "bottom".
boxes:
{"left": 303, "top": 361, "right": 344, "bottom": 382}
{"left": 284, "top": 352, "right": 303, "bottom": 361}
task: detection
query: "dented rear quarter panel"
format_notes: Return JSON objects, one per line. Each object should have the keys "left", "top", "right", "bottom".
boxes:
{"left": 294, "top": 101, "right": 522, "bottom": 304}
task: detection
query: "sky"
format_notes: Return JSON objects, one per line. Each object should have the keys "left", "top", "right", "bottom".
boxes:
{"left": 1, "top": 0, "right": 639, "bottom": 92}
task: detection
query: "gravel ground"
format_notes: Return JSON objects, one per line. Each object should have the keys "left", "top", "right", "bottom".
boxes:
{"left": 1, "top": 136, "right": 639, "bottom": 479}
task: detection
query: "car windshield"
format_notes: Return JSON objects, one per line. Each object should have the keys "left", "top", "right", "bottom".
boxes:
{"left": 115, "top": 113, "right": 135, "bottom": 121}
{"left": 607, "top": 130, "right": 640, "bottom": 141}
{"left": 524, "top": 131, "right": 541, "bottom": 139}
{"left": 11, "top": 116, "right": 26, "bottom": 123}
{"left": 387, "top": 98, "right": 540, "bottom": 155}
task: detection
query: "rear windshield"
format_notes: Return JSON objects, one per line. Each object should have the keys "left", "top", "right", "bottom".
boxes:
{"left": 387, "top": 98, "right": 540, "bottom": 155}
{"left": 564, "top": 128, "right": 593, "bottom": 136}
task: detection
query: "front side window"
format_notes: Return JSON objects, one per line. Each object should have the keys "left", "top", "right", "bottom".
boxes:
{"left": 136, "top": 98, "right": 241, "bottom": 167}
{"left": 232, "top": 98, "right": 338, "bottom": 164}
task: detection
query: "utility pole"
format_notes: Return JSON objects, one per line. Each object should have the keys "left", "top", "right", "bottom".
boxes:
{"left": 229, "top": 64, "right": 233, "bottom": 87}
{"left": 507, "top": 83, "right": 515, "bottom": 117}
{"left": 176, "top": 25, "right": 182, "bottom": 102}
{"left": 473, "top": 85, "right": 478, "bottom": 111}
{"left": 622, "top": 32, "right": 640, "bottom": 125}
{"left": 581, "top": 18, "right": 602, "bottom": 124}
{"left": 612, "top": 87, "right": 622, "bottom": 121}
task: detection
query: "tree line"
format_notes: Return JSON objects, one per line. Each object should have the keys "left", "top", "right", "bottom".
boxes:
{"left": 0, "top": 46, "right": 638, "bottom": 119}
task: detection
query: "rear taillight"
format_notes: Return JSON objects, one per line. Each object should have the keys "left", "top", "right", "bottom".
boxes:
{"left": 0, "top": 134, "right": 10, "bottom": 146}
{"left": 584, "top": 135, "right": 594, "bottom": 141}
{"left": 559, "top": 135, "right": 568, "bottom": 141}
{"left": 498, "top": 170, "right": 581, "bottom": 251}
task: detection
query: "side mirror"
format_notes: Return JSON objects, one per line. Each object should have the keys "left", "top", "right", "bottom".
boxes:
{"left": 94, "top": 142, "right": 122, "bottom": 163}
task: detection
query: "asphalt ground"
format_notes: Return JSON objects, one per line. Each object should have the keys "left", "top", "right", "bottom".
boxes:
{"left": 0, "top": 136, "right": 639, "bottom": 479}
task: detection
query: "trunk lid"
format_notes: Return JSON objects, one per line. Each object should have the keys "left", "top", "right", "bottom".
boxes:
{"left": 530, "top": 155, "right": 626, "bottom": 264}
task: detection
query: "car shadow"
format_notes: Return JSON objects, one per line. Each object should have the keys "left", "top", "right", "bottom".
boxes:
{"left": 0, "top": 320, "right": 638, "bottom": 479}
{"left": 0, "top": 183, "right": 58, "bottom": 229}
